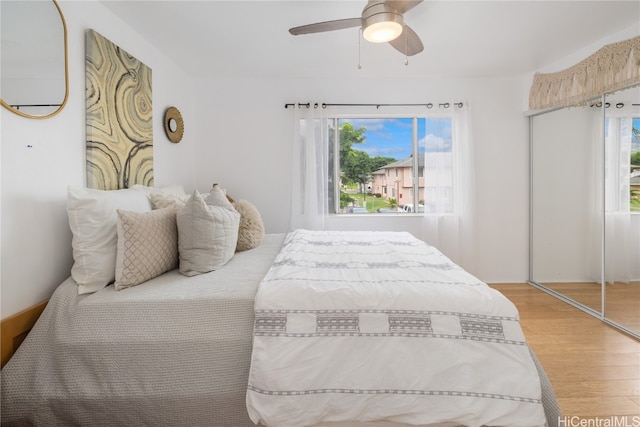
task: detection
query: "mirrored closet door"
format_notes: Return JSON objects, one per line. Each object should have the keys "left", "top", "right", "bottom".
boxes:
{"left": 603, "top": 86, "right": 640, "bottom": 335}
{"left": 530, "top": 85, "right": 640, "bottom": 339}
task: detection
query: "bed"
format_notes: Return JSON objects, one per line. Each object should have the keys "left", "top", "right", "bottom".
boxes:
{"left": 1, "top": 187, "right": 560, "bottom": 427}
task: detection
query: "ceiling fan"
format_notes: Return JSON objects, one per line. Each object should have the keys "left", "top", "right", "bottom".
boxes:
{"left": 288, "top": 0, "right": 424, "bottom": 57}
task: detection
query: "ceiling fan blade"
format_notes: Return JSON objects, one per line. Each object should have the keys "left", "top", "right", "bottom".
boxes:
{"left": 388, "top": 24, "right": 424, "bottom": 56}
{"left": 384, "top": 0, "right": 423, "bottom": 14}
{"left": 289, "top": 18, "right": 362, "bottom": 36}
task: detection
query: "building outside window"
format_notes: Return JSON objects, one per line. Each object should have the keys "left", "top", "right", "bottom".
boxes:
{"left": 605, "top": 116, "right": 640, "bottom": 212}
{"left": 326, "top": 116, "right": 455, "bottom": 214}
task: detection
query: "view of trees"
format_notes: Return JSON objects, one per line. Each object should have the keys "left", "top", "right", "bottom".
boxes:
{"left": 339, "top": 122, "right": 396, "bottom": 193}
{"left": 337, "top": 121, "right": 640, "bottom": 212}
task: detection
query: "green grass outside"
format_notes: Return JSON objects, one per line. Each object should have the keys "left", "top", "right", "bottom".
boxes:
{"left": 631, "top": 190, "right": 640, "bottom": 212}
{"left": 350, "top": 193, "right": 394, "bottom": 212}
{"left": 347, "top": 189, "right": 640, "bottom": 212}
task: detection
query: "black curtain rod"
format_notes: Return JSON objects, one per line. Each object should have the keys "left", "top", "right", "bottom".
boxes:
{"left": 284, "top": 102, "right": 463, "bottom": 109}
{"left": 589, "top": 102, "right": 640, "bottom": 108}
{"left": 11, "top": 104, "right": 62, "bottom": 110}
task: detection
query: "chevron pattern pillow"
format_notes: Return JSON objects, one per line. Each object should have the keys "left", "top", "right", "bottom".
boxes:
{"left": 114, "top": 207, "right": 178, "bottom": 290}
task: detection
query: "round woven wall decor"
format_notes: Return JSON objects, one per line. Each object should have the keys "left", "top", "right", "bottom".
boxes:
{"left": 164, "top": 106, "right": 184, "bottom": 143}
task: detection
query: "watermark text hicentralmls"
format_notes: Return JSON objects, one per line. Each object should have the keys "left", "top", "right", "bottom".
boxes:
{"left": 558, "top": 416, "right": 640, "bottom": 427}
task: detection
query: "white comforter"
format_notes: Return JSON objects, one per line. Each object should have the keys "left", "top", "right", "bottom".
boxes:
{"left": 246, "top": 230, "right": 546, "bottom": 427}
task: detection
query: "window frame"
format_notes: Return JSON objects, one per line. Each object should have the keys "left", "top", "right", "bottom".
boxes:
{"left": 605, "top": 113, "right": 640, "bottom": 214}
{"left": 327, "top": 110, "right": 455, "bottom": 216}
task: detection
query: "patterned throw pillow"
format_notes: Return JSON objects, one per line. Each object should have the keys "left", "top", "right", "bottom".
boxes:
{"left": 114, "top": 207, "right": 178, "bottom": 290}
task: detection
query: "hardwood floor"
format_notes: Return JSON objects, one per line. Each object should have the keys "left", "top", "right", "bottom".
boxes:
{"left": 537, "top": 281, "right": 640, "bottom": 332}
{"left": 606, "top": 281, "right": 640, "bottom": 332}
{"left": 490, "top": 283, "right": 640, "bottom": 418}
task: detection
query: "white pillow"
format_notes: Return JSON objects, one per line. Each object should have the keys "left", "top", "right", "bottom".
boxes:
{"left": 149, "top": 193, "right": 190, "bottom": 210}
{"left": 114, "top": 208, "right": 178, "bottom": 290}
{"left": 67, "top": 185, "right": 185, "bottom": 294}
{"left": 177, "top": 187, "right": 240, "bottom": 277}
{"left": 207, "top": 183, "right": 235, "bottom": 209}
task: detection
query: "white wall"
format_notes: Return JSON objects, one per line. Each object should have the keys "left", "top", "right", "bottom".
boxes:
{"left": 195, "top": 75, "right": 530, "bottom": 282}
{"left": 1, "top": 0, "right": 198, "bottom": 319}
{"left": 3, "top": 2, "right": 636, "bottom": 320}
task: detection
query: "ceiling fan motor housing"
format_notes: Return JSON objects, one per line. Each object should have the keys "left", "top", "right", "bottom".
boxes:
{"left": 362, "top": 2, "right": 405, "bottom": 43}
{"left": 287, "top": 0, "right": 423, "bottom": 56}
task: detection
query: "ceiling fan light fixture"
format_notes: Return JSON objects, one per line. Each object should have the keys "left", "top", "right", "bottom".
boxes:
{"left": 288, "top": 0, "right": 424, "bottom": 56}
{"left": 362, "top": 12, "right": 404, "bottom": 43}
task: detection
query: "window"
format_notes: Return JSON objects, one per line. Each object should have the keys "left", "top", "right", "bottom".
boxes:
{"left": 605, "top": 116, "right": 640, "bottom": 212}
{"left": 327, "top": 116, "right": 454, "bottom": 214}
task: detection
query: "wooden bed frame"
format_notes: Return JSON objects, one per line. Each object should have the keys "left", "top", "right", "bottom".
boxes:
{"left": 1, "top": 301, "right": 48, "bottom": 369}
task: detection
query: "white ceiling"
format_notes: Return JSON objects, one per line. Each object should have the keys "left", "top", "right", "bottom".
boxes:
{"left": 100, "top": 0, "right": 640, "bottom": 79}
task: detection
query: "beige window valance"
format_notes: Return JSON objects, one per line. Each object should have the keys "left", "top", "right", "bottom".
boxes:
{"left": 529, "top": 35, "right": 640, "bottom": 111}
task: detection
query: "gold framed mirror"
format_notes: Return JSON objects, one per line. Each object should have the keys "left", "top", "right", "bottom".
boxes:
{"left": 0, "top": 0, "right": 69, "bottom": 119}
{"left": 164, "top": 107, "right": 184, "bottom": 143}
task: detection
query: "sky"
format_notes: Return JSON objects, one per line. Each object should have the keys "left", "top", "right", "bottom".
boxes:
{"left": 342, "top": 116, "right": 639, "bottom": 161}
{"left": 340, "top": 118, "right": 452, "bottom": 161}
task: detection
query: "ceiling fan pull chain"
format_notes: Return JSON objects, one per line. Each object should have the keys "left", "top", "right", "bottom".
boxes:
{"left": 404, "top": 25, "right": 409, "bottom": 66}
{"left": 358, "top": 27, "right": 363, "bottom": 70}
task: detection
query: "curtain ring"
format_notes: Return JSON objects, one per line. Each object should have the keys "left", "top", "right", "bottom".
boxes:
{"left": 616, "top": 102, "right": 624, "bottom": 108}
{"left": 426, "top": 103, "right": 433, "bottom": 109}
{"left": 322, "top": 103, "right": 327, "bottom": 109}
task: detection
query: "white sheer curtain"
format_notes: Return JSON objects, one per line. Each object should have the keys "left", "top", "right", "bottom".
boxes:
{"left": 420, "top": 104, "right": 476, "bottom": 272}
{"left": 587, "top": 108, "right": 605, "bottom": 284}
{"left": 289, "top": 103, "right": 477, "bottom": 273}
{"left": 289, "top": 104, "right": 329, "bottom": 231}
{"left": 604, "top": 112, "right": 634, "bottom": 284}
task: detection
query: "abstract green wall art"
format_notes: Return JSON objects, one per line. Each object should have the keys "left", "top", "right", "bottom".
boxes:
{"left": 85, "top": 29, "right": 153, "bottom": 190}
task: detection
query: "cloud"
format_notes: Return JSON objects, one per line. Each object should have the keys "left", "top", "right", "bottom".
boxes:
{"left": 343, "top": 118, "right": 413, "bottom": 136}
{"left": 360, "top": 144, "right": 407, "bottom": 158}
{"left": 421, "top": 134, "right": 452, "bottom": 153}
{"left": 339, "top": 117, "right": 452, "bottom": 158}
{"left": 345, "top": 118, "right": 387, "bottom": 132}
